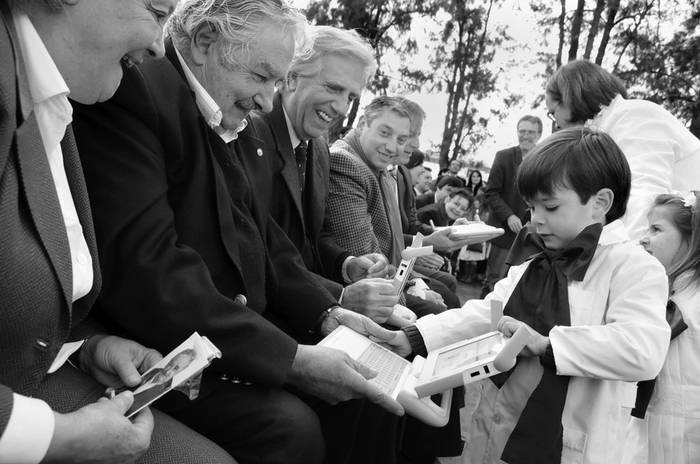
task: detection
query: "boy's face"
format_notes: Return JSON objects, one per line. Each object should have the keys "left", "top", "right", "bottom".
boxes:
{"left": 526, "top": 187, "right": 601, "bottom": 250}
{"left": 445, "top": 195, "right": 471, "bottom": 220}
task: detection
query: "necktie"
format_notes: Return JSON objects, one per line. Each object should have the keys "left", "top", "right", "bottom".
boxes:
{"left": 294, "top": 141, "right": 307, "bottom": 192}
{"left": 378, "top": 169, "right": 405, "bottom": 266}
{"left": 500, "top": 223, "right": 603, "bottom": 464}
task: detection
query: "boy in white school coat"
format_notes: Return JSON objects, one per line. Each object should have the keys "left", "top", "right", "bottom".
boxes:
{"left": 391, "top": 127, "right": 671, "bottom": 464}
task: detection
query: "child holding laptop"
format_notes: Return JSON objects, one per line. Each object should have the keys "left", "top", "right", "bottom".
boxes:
{"left": 392, "top": 127, "right": 671, "bottom": 464}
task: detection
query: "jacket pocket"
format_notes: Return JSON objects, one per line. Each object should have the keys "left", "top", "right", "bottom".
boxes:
{"left": 561, "top": 427, "right": 588, "bottom": 463}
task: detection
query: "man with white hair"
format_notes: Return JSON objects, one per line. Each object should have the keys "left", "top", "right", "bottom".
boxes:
{"left": 73, "top": 2, "right": 404, "bottom": 463}
{"left": 0, "top": 0, "right": 236, "bottom": 463}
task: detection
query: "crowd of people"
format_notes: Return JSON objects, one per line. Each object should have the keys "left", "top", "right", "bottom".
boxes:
{"left": 1, "top": 1, "right": 699, "bottom": 463}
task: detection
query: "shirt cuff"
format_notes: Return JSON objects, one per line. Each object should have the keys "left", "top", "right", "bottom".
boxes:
{"left": 341, "top": 255, "right": 355, "bottom": 284}
{"left": 0, "top": 394, "right": 54, "bottom": 463}
{"left": 401, "top": 325, "right": 428, "bottom": 357}
{"left": 539, "top": 342, "right": 556, "bottom": 371}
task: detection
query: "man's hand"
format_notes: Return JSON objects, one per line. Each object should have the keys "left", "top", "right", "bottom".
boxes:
{"left": 341, "top": 278, "right": 399, "bottom": 323}
{"left": 80, "top": 335, "right": 163, "bottom": 388}
{"left": 44, "top": 392, "right": 153, "bottom": 463}
{"left": 422, "top": 290, "right": 446, "bottom": 308}
{"left": 506, "top": 215, "right": 523, "bottom": 234}
{"left": 382, "top": 329, "right": 412, "bottom": 358}
{"left": 423, "top": 228, "right": 477, "bottom": 252}
{"left": 288, "top": 345, "right": 405, "bottom": 416}
{"left": 497, "top": 316, "right": 548, "bottom": 357}
{"left": 346, "top": 253, "right": 391, "bottom": 282}
{"left": 415, "top": 253, "right": 444, "bottom": 270}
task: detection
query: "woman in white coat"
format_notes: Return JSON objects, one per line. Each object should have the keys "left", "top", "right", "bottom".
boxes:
{"left": 544, "top": 60, "right": 700, "bottom": 240}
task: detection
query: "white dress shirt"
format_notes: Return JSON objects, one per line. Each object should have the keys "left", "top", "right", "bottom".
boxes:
{"left": 0, "top": 13, "right": 95, "bottom": 464}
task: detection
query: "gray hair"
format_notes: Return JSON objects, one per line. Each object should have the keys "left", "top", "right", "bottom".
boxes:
{"left": 166, "top": 0, "right": 311, "bottom": 70}
{"left": 287, "top": 25, "right": 376, "bottom": 87}
{"left": 395, "top": 97, "right": 426, "bottom": 137}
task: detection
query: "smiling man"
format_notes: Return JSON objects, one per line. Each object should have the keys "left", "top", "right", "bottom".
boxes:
{"left": 72, "top": 2, "right": 404, "bottom": 464}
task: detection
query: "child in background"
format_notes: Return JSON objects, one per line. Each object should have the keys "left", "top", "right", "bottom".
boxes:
{"left": 626, "top": 192, "right": 700, "bottom": 463}
{"left": 391, "top": 127, "right": 670, "bottom": 464}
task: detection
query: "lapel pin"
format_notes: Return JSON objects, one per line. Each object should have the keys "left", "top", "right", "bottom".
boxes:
{"left": 256, "top": 148, "right": 263, "bottom": 157}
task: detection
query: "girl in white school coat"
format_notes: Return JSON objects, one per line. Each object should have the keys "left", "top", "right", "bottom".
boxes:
{"left": 627, "top": 192, "right": 700, "bottom": 463}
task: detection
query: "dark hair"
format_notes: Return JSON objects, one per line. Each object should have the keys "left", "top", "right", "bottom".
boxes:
{"left": 517, "top": 115, "right": 543, "bottom": 133}
{"left": 546, "top": 60, "right": 627, "bottom": 124}
{"left": 650, "top": 193, "right": 700, "bottom": 289}
{"left": 466, "top": 169, "right": 483, "bottom": 193}
{"left": 436, "top": 175, "right": 465, "bottom": 190}
{"left": 449, "top": 187, "right": 473, "bottom": 202}
{"left": 516, "top": 127, "right": 631, "bottom": 223}
{"left": 406, "top": 150, "right": 425, "bottom": 169}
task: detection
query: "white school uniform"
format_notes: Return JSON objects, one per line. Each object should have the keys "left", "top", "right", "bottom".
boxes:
{"left": 415, "top": 220, "right": 670, "bottom": 463}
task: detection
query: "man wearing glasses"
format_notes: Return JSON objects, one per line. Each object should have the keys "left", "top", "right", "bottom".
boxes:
{"left": 480, "top": 115, "right": 542, "bottom": 297}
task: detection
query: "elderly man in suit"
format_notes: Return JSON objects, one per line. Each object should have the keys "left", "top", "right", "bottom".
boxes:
{"left": 481, "top": 115, "right": 543, "bottom": 297}
{"left": 72, "top": 2, "right": 404, "bottom": 463}
{"left": 0, "top": 0, "right": 237, "bottom": 463}
{"left": 244, "top": 25, "right": 400, "bottom": 326}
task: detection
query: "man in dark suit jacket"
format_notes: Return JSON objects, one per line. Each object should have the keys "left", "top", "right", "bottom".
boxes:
{"left": 481, "top": 115, "right": 543, "bottom": 297}
{"left": 0, "top": 1, "right": 235, "bottom": 463}
{"left": 72, "top": 4, "right": 403, "bottom": 463}
{"left": 244, "top": 26, "right": 401, "bottom": 327}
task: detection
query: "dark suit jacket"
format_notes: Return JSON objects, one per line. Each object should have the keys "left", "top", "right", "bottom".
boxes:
{"left": 415, "top": 191, "right": 435, "bottom": 210}
{"left": 244, "top": 94, "right": 347, "bottom": 289}
{"left": 417, "top": 201, "right": 450, "bottom": 228}
{"left": 396, "top": 165, "right": 433, "bottom": 245}
{"left": 484, "top": 146, "right": 529, "bottom": 249}
{"left": 0, "top": 5, "right": 100, "bottom": 436}
{"left": 72, "top": 40, "right": 336, "bottom": 387}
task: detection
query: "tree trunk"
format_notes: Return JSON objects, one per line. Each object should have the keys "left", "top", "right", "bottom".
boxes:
{"left": 583, "top": 0, "right": 606, "bottom": 60}
{"left": 596, "top": 0, "right": 620, "bottom": 64}
{"left": 567, "top": 0, "right": 586, "bottom": 61}
{"left": 556, "top": 0, "right": 566, "bottom": 67}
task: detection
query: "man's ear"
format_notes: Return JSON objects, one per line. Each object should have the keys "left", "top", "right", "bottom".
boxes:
{"left": 190, "top": 23, "right": 219, "bottom": 66}
{"left": 592, "top": 188, "right": 614, "bottom": 220}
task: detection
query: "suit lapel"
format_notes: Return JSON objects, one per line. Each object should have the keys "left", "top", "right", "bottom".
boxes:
{"left": 15, "top": 114, "right": 72, "bottom": 310}
{"left": 269, "top": 95, "right": 305, "bottom": 231}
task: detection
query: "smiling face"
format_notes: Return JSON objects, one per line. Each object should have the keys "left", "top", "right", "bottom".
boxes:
{"left": 526, "top": 187, "right": 605, "bottom": 250}
{"left": 284, "top": 54, "right": 365, "bottom": 140}
{"left": 358, "top": 109, "right": 411, "bottom": 171}
{"left": 191, "top": 20, "right": 295, "bottom": 131}
{"left": 640, "top": 206, "right": 690, "bottom": 271}
{"left": 517, "top": 120, "right": 542, "bottom": 153}
{"left": 445, "top": 194, "right": 471, "bottom": 220}
{"left": 34, "top": 0, "right": 177, "bottom": 103}
{"left": 414, "top": 168, "right": 432, "bottom": 193}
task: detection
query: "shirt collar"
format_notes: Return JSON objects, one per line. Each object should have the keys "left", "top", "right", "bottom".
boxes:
{"left": 282, "top": 104, "right": 302, "bottom": 149}
{"left": 174, "top": 46, "right": 246, "bottom": 143}
{"left": 13, "top": 13, "right": 70, "bottom": 111}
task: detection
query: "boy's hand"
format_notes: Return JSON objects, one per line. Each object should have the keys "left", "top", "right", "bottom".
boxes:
{"left": 497, "top": 316, "right": 549, "bottom": 357}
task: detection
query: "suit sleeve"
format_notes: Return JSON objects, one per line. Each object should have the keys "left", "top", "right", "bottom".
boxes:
{"left": 325, "top": 152, "right": 382, "bottom": 257}
{"left": 73, "top": 68, "right": 297, "bottom": 387}
{"left": 484, "top": 151, "right": 515, "bottom": 224}
{"left": 0, "top": 389, "right": 54, "bottom": 464}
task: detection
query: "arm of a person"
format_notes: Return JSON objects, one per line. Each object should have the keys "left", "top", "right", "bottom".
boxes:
{"left": 264, "top": 215, "right": 340, "bottom": 334}
{"left": 549, "top": 253, "right": 670, "bottom": 382}
{"left": 316, "top": 226, "right": 350, "bottom": 284}
{"left": 483, "top": 152, "right": 515, "bottom": 224}
{"left": 72, "top": 70, "right": 297, "bottom": 387}
{"left": 413, "top": 263, "right": 524, "bottom": 352}
{"left": 325, "top": 156, "right": 382, "bottom": 257}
